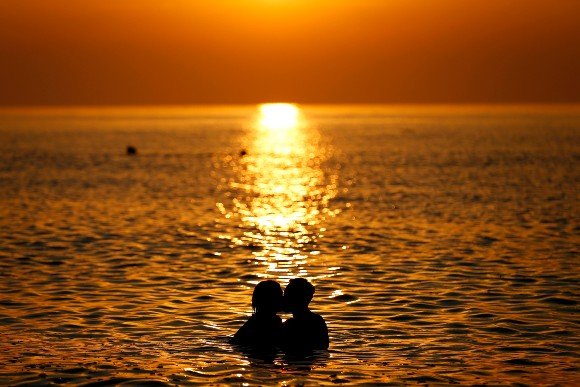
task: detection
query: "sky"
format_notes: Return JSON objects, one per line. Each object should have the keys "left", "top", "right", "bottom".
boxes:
{"left": 1, "top": 0, "right": 579, "bottom": 106}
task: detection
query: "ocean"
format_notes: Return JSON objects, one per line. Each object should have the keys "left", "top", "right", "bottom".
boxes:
{"left": 0, "top": 104, "right": 578, "bottom": 386}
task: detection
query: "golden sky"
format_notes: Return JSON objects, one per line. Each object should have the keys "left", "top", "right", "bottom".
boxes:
{"left": 1, "top": 0, "right": 579, "bottom": 105}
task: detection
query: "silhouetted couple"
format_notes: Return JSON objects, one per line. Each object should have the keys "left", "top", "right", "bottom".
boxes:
{"left": 231, "top": 278, "right": 329, "bottom": 352}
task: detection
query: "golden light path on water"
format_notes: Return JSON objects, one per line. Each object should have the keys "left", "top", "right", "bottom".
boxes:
{"left": 218, "top": 103, "right": 340, "bottom": 283}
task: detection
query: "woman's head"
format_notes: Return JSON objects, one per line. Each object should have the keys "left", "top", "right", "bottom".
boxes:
{"left": 252, "top": 280, "right": 283, "bottom": 314}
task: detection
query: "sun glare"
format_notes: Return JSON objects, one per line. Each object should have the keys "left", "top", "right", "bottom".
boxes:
{"left": 218, "top": 103, "right": 339, "bottom": 281}
{"left": 258, "top": 103, "right": 300, "bottom": 131}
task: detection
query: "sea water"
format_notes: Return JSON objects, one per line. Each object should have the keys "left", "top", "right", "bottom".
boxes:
{"left": 0, "top": 105, "right": 578, "bottom": 386}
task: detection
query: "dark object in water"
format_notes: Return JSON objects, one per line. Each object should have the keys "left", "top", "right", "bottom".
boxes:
{"left": 281, "top": 278, "right": 329, "bottom": 351}
{"left": 231, "top": 280, "right": 283, "bottom": 348}
{"left": 127, "top": 146, "right": 137, "bottom": 155}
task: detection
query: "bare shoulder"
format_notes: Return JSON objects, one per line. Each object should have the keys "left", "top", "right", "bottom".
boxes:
{"left": 311, "top": 312, "right": 327, "bottom": 326}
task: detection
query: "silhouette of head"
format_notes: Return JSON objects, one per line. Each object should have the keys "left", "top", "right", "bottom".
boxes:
{"left": 252, "top": 280, "right": 283, "bottom": 314}
{"left": 284, "top": 278, "right": 315, "bottom": 313}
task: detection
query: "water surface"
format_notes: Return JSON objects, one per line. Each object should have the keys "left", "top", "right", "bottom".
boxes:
{"left": 0, "top": 105, "right": 578, "bottom": 386}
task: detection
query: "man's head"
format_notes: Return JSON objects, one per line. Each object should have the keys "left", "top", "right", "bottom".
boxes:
{"left": 283, "top": 278, "right": 315, "bottom": 313}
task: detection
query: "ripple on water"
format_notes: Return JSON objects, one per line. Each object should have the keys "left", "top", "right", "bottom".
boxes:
{"left": 1, "top": 106, "right": 580, "bottom": 386}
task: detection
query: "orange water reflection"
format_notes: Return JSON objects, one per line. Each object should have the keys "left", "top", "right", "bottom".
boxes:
{"left": 223, "top": 104, "right": 338, "bottom": 282}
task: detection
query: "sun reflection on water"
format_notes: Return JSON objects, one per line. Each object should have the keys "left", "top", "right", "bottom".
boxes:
{"left": 219, "top": 103, "right": 339, "bottom": 282}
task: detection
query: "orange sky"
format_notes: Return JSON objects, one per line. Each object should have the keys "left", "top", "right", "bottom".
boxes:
{"left": 1, "top": 0, "right": 579, "bottom": 105}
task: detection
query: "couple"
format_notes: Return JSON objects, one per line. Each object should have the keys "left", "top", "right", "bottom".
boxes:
{"left": 231, "top": 278, "right": 329, "bottom": 351}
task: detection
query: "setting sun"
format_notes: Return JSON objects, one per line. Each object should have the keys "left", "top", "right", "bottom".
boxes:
{"left": 258, "top": 103, "right": 301, "bottom": 131}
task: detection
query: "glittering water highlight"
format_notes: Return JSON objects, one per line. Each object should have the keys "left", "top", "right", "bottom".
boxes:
{"left": 216, "top": 103, "right": 340, "bottom": 282}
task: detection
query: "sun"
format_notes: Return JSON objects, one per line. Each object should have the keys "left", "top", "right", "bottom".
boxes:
{"left": 258, "top": 103, "right": 300, "bottom": 131}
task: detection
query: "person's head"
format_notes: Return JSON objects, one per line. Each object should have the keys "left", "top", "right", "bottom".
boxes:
{"left": 252, "top": 280, "right": 283, "bottom": 314}
{"left": 283, "top": 278, "right": 315, "bottom": 313}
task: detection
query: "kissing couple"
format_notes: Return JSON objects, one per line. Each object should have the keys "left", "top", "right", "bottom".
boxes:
{"left": 230, "top": 278, "right": 329, "bottom": 351}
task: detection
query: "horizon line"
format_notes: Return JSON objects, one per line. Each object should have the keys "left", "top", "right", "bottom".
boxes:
{"left": 1, "top": 101, "right": 580, "bottom": 109}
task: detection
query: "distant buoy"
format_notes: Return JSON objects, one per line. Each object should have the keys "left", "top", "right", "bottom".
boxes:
{"left": 127, "top": 146, "right": 137, "bottom": 155}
